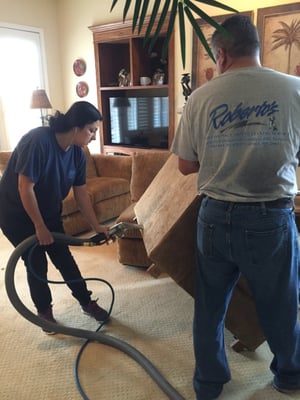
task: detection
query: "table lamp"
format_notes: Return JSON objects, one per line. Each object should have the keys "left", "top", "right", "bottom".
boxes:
{"left": 30, "top": 89, "right": 52, "bottom": 126}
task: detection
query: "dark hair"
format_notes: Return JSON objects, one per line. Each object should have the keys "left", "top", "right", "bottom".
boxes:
{"left": 49, "top": 101, "right": 102, "bottom": 132}
{"left": 211, "top": 15, "right": 260, "bottom": 58}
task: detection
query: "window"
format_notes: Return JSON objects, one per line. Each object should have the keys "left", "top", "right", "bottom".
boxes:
{"left": 0, "top": 24, "right": 48, "bottom": 150}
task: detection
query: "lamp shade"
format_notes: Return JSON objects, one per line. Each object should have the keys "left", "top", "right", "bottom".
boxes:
{"left": 30, "top": 89, "right": 52, "bottom": 109}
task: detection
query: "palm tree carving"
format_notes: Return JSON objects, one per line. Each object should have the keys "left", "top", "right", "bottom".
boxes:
{"left": 271, "top": 19, "right": 300, "bottom": 74}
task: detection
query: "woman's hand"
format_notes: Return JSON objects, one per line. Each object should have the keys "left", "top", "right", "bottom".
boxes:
{"left": 35, "top": 224, "right": 54, "bottom": 246}
{"left": 94, "top": 223, "right": 110, "bottom": 239}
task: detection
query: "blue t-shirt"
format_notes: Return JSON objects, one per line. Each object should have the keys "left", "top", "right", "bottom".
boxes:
{"left": 0, "top": 127, "right": 86, "bottom": 225}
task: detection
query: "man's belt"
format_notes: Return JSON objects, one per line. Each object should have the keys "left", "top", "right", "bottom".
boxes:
{"left": 206, "top": 197, "right": 293, "bottom": 209}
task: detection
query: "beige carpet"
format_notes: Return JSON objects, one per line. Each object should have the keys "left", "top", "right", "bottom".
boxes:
{"left": 0, "top": 230, "right": 298, "bottom": 400}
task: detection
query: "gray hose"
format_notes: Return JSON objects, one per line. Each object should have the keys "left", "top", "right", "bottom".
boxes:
{"left": 5, "top": 233, "right": 185, "bottom": 400}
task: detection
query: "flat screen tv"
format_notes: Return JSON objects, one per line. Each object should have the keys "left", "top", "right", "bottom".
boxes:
{"left": 108, "top": 96, "right": 169, "bottom": 149}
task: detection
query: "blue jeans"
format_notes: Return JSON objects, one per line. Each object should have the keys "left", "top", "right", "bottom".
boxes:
{"left": 193, "top": 197, "right": 300, "bottom": 400}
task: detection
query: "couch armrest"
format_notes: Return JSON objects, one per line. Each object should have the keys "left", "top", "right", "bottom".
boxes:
{"left": 92, "top": 154, "right": 132, "bottom": 182}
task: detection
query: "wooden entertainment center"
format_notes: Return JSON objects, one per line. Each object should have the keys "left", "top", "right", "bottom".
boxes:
{"left": 89, "top": 14, "right": 174, "bottom": 155}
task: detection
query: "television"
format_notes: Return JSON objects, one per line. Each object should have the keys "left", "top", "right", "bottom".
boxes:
{"left": 108, "top": 96, "right": 169, "bottom": 149}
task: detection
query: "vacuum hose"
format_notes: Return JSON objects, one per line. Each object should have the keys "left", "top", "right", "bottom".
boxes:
{"left": 5, "top": 232, "right": 185, "bottom": 400}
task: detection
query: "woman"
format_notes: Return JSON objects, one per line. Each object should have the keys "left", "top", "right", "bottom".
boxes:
{"left": 0, "top": 101, "right": 110, "bottom": 333}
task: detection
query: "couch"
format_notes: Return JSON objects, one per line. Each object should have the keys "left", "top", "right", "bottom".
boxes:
{"left": 116, "top": 151, "right": 171, "bottom": 267}
{"left": 0, "top": 146, "right": 132, "bottom": 235}
{"left": 134, "top": 153, "right": 265, "bottom": 352}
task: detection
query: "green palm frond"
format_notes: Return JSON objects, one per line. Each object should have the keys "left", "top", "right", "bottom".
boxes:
{"left": 122, "top": 0, "right": 133, "bottom": 22}
{"left": 138, "top": 0, "right": 151, "bottom": 33}
{"left": 132, "top": 0, "right": 142, "bottom": 30}
{"left": 178, "top": 1, "right": 186, "bottom": 68}
{"left": 148, "top": 0, "right": 172, "bottom": 52}
{"left": 161, "top": 0, "right": 178, "bottom": 60}
{"left": 142, "top": 0, "right": 162, "bottom": 45}
{"left": 110, "top": 0, "right": 239, "bottom": 65}
{"left": 110, "top": 0, "right": 118, "bottom": 11}
{"left": 184, "top": 5, "right": 215, "bottom": 62}
{"left": 185, "top": 0, "right": 230, "bottom": 36}
{"left": 192, "top": 0, "right": 237, "bottom": 14}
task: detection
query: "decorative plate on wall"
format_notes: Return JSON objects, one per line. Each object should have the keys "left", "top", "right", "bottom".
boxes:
{"left": 73, "top": 58, "right": 86, "bottom": 76}
{"left": 76, "top": 81, "right": 89, "bottom": 98}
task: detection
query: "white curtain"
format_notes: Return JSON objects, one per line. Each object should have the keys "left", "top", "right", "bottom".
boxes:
{"left": 0, "top": 25, "right": 47, "bottom": 150}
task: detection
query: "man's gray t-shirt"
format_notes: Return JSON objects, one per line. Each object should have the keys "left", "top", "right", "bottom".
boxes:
{"left": 171, "top": 67, "right": 300, "bottom": 202}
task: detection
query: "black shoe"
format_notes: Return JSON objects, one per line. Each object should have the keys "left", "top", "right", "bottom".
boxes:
{"left": 38, "top": 305, "right": 57, "bottom": 335}
{"left": 81, "top": 300, "right": 109, "bottom": 322}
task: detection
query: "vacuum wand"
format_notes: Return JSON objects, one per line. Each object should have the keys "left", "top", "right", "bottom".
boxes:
{"left": 83, "top": 222, "right": 144, "bottom": 245}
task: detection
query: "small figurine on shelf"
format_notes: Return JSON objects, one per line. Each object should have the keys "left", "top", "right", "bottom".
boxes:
{"left": 181, "top": 73, "right": 192, "bottom": 103}
{"left": 118, "top": 68, "right": 130, "bottom": 87}
{"left": 152, "top": 68, "right": 165, "bottom": 85}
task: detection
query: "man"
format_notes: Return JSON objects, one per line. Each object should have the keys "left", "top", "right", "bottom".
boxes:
{"left": 171, "top": 15, "right": 300, "bottom": 400}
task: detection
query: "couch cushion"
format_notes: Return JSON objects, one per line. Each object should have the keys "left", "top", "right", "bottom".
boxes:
{"left": 86, "top": 177, "right": 130, "bottom": 203}
{"left": 116, "top": 202, "right": 143, "bottom": 239}
{"left": 130, "top": 151, "right": 170, "bottom": 202}
{"left": 63, "top": 212, "right": 90, "bottom": 235}
{"left": 83, "top": 146, "right": 97, "bottom": 178}
{"left": 93, "top": 154, "right": 132, "bottom": 181}
{"left": 117, "top": 237, "right": 152, "bottom": 267}
{"left": 62, "top": 176, "right": 129, "bottom": 217}
{"left": 62, "top": 188, "right": 93, "bottom": 216}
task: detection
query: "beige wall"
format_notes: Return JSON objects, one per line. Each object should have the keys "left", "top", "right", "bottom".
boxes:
{"left": 55, "top": 0, "right": 296, "bottom": 118}
{"left": 0, "top": 0, "right": 296, "bottom": 117}
{"left": 0, "top": 0, "right": 298, "bottom": 151}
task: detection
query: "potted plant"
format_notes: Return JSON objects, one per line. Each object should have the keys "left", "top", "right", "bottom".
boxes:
{"left": 110, "top": 0, "right": 238, "bottom": 67}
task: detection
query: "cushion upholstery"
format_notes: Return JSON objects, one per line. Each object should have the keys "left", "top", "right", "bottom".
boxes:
{"left": 116, "top": 151, "right": 170, "bottom": 268}
{"left": 93, "top": 154, "right": 132, "bottom": 181}
{"left": 130, "top": 151, "right": 170, "bottom": 202}
{"left": 61, "top": 188, "right": 91, "bottom": 216}
{"left": 83, "top": 146, "right": 98, "bottom": 178}
{"left": 86, "top": 177, "right": 130, "bottom": 202}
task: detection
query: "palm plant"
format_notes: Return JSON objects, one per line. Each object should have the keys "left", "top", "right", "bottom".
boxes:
{"left": 110, "top": 0, "right": 238, "bottom": 67}
{"left": 271, "top": 19, "right": 300, "bottom": 74}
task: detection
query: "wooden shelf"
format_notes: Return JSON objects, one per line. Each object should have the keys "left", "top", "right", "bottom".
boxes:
{"left": 100, "top": 84, "right": 168, "bottom": 91}
{"left": 89, "top": 14, "right": 174, "bottom": 154}
{"left": 103, "top": 145, "right": 169, "bottom": 155}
